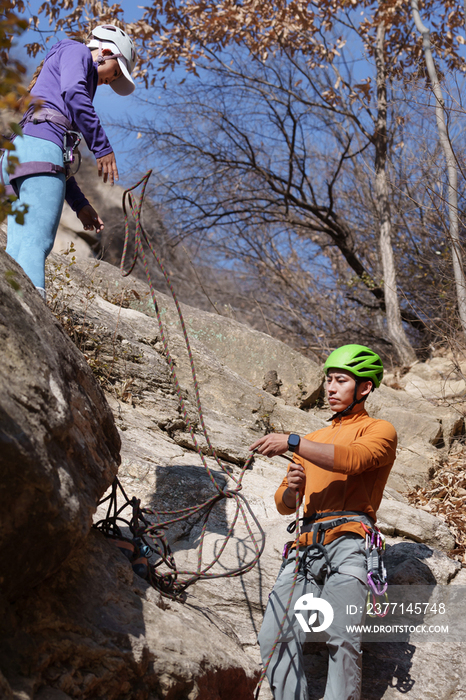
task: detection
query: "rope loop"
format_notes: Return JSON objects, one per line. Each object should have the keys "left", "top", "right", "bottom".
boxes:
{"left": 95, "top": 171, "right": 266, "bottom": 604}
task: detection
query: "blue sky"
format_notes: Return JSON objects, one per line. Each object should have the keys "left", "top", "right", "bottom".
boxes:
{"left": 13, "top": 1, "right": 466, "bottom": 188}
{"left": 11, "top": 0, "right": 379, "bottom": 185}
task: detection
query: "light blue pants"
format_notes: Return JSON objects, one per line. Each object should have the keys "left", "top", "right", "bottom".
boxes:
{"left": 2, "top": 135, "right": 66, "bottom": 289}
{"left": 258, "top": 535, "right": 368, "bottom": 700}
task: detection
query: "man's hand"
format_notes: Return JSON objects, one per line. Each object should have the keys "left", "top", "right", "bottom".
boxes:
{"left": 249, "top": 433, "right": 290, "bottom": 457}
{"left": 250, "top": 434, "right": 305, "bottom": 508}
{"left": 77, "top": 205, "right": 104, "bottom": 233}
{"left": 96, "top": 152, "right": 119, "bottom": 185}
{"left": 282, "top": 463, "right": 306, "bottom": 508}
{"left": 286, "top": 463, "right": 306, "bottom": 493}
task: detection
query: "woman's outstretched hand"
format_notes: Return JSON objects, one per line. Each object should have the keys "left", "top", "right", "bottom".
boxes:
{"left": 96, "top": 152, "right": 119, "bottom": 185}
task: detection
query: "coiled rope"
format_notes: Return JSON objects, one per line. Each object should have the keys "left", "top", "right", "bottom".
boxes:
{"left": 94, "top": 170, "right": 266, "bottom": 599}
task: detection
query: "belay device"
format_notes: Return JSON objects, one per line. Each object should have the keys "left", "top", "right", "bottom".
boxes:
{"left": 63, "top": 129, "right": 82, "bottom": 179}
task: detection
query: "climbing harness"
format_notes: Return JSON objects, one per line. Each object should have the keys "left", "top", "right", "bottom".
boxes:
{"left": 23, "top": 106, "right": 72, "bottom": 132}
{"left": 93, "top": 171, "right": 265, "bottom": 600}
{"left": 0, "top": 107, "right": 83, "bottom": 193}
{"left": 21, "top": 107, "right": 83, "bottom": 180}
{"left": 289, "top": 512, "right": 389, "bottom": 616}
{"left": 287, "top": 509, "right": 374, "bottom": 535}
{"left": 291, "top": 513, "right": 389, "bottom": 611}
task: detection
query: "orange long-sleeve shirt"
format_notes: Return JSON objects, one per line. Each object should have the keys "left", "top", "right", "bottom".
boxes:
{"left": 275, "top": 409, "right": 397, "bottom": 546}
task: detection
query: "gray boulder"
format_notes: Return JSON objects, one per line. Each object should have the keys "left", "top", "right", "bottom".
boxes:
{"left": 395, "top": 358, "right": 466, "bottom": 401}
{"left": 377, "top": 499, "right": 455, "bottom": 551}
{"left": 0, "top": 250, "right": 120, "bottom": 599}
{"left": 367, "top": 383, "right": 464, "bottom": 449}
{"left": 45, "top": 256, "right": 327, "bottom": 466}
{"left": 52, "top": 256, "right": 324, "bottom": 410}
{"left": 0, "top": 529, "right": 259, "bottom": 700}
{"left": 385, "top": 541, "right": 460, "bottom": 585}
{"left": 366, "top": 385, "right": 464, "bottom": 489}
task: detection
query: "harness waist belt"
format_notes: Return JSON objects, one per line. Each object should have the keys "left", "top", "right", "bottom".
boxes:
{"left": 23, "top": 107, "right": 73, "bottom": 132}
{"left": 287, "top": 510, "right": 374, "bottom": 535}
{"left": 285, "top": 511, "right": 384, "bottom": 586}
{"left": 301, "top": 514, "right": 374, "bottom": 536}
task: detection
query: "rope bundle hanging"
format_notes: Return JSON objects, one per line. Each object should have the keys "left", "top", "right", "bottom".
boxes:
{"left": 94, "top": 170, "right": 265, "bottom": 599}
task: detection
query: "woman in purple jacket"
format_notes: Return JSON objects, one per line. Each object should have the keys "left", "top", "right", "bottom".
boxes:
{"left": 2, "top": 25, "right": 136, "bottom": 299}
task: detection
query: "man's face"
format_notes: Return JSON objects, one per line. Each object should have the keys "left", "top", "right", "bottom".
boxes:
{"left": 325, "top": 369, "right": 373, "bottom": 414}
{"left": 325, "top": 369, "right": 358, "bottom": 413}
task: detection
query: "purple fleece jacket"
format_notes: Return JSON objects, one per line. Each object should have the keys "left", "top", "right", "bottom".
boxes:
{"left": 22, "top": 39, "right": 113, "bottom": 213}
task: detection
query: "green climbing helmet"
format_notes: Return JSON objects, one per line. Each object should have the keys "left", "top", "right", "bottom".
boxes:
{"left": 324, "top": 344, "right": 383, "bottom": 388}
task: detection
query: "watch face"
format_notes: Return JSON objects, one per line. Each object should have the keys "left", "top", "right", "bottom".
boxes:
{"left": 288, "top": 434, "right": 300, "bottom": 449}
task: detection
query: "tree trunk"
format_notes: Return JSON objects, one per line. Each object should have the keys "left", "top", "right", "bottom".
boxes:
{"left": 411, "top": 0, "right": 466, "bottom": 335}
{"left": 374, "top": 20, "right": 417, "bottom": 364}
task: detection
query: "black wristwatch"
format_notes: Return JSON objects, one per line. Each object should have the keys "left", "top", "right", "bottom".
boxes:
{"left": 287, "top": 433, "right": 300, "bottom": 453}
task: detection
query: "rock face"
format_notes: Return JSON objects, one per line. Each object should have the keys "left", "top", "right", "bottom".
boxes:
{"left": 0, "top": 529, "right": 259, "bottom": 700}
{"left": 366, "top": 386, "right": 464, "bottom": 491}
{"left": 387, "top": 357, "right": 466, "bottom": 401}
{"left": 0, "top": 235, "right": 465, "bottom": 700}
{"left": 0, "top": 250, "right": 120, "bottom": 600}
{"left": 44, "top": 254, "right": 462, "bottom": 492}
{"left": 377, "top": 499, "right": 456, "bottom": 551}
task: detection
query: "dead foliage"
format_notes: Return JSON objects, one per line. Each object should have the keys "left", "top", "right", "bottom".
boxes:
{"left": 406, "top": 443, "right": 466, "bottom": 565}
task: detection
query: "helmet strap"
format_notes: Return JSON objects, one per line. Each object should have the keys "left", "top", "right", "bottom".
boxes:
{"left": 95, "top": 42, "right": 124, "bottom": 65}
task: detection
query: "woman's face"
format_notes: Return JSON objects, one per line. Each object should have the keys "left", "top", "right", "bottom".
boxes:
{"left": 96, "top": 57, "right": 122, "bottom": 86}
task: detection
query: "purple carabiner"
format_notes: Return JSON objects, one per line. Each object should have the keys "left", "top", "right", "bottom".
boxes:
{"left": 367, "top": 572, "right": 387, "bottom": 596}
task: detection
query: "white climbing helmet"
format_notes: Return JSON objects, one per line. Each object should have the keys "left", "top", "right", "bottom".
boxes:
{"left": 87, "top": 24, "right": 136, "bottom": 96}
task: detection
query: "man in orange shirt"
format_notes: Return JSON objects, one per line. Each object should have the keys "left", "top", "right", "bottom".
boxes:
{"left": 250, "top": 344, "right": 397, "bottom": 700}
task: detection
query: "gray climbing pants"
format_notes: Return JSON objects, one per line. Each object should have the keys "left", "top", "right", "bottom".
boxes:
{"left": 258, "top": 534, "right": 368, "bottom": 700}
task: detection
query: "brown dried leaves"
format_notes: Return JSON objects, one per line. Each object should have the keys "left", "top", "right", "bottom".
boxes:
{"left": 407, "top": 445, "right": 466, "bottom": 564}
{"left": 26, "top": 0, "right": 466, "bottom": 87}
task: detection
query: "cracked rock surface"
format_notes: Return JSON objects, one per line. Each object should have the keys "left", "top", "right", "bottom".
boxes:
{"left": 0, "top": 243, "right": 465, "bottom": 699}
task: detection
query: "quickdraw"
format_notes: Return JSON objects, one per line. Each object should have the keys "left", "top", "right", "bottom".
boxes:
{"left": 361, "top": 521, "right": 389, "bottom": 617}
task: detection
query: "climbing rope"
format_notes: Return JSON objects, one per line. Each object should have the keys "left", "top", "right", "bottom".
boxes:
{"left": 254, "top": 490, "right": 302, "bottom": 699}
{"left": 94, "top": 170, "right": 265, "bottom": 599}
